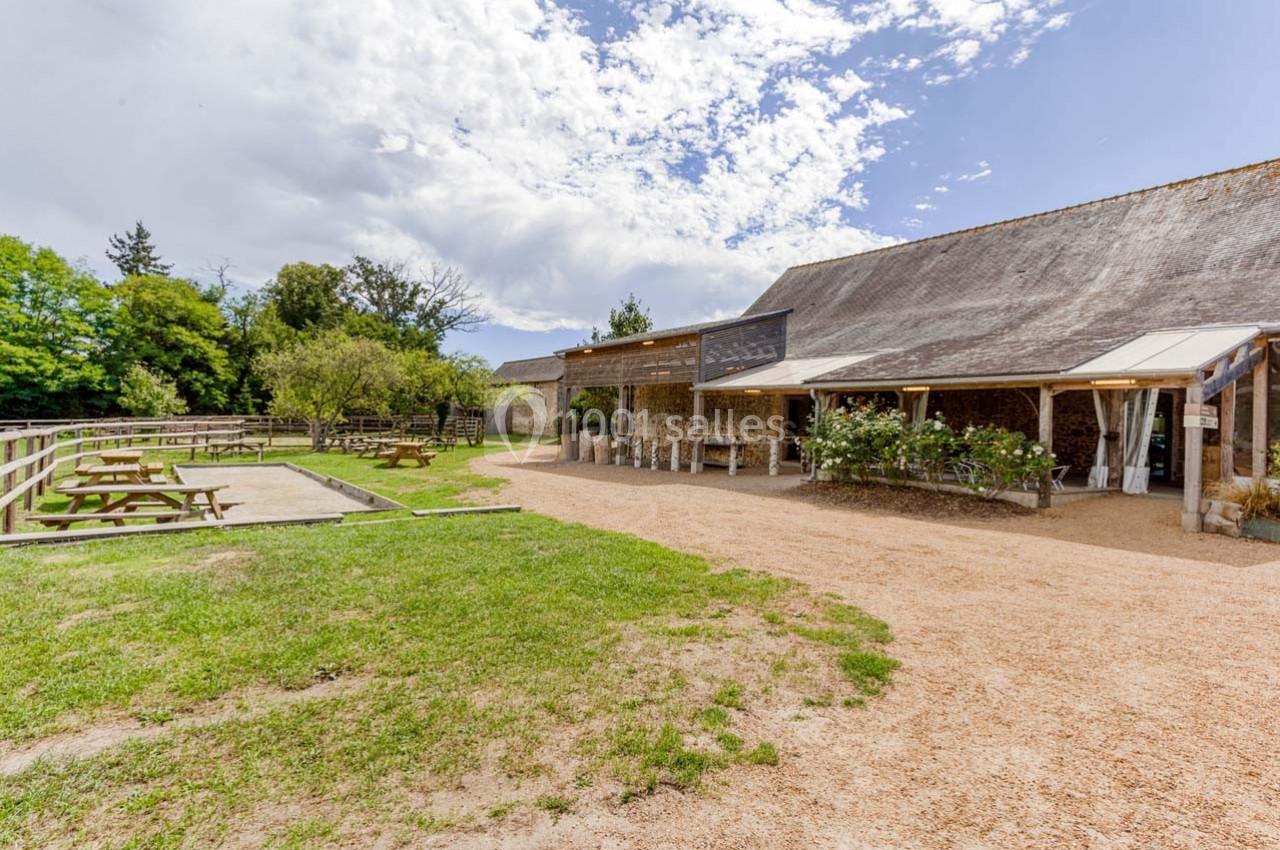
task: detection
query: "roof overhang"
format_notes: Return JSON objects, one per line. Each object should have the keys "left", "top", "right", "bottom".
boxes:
{"left": 694, "top": 354, "right": 884, "bottom": 391}
{"left": 781, "top": 325, "right": 1275, "bottom": 392}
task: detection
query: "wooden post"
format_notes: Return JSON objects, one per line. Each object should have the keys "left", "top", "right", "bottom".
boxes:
{"left": 769, "top": 438, "right": 780, "bottom": 476}
{"left": 669, "top": 439, "right": 680, "bottom": 472}
{"left": 1253, "top": 346, "right": 1269, "bottom": 479}
{"left": 691, "top": 390, "right": 704, "bottom": 474}
{"left": 633, "top": 435, "right": 642, "bottom": 469}
{"left": 3, "top": 440, "right": 15, "bottom": 534}
{"left": 1183, "top": 384, "right": 1205, "bottom": 532}
{"left": 22, "top": 436, "right": 35, "bottom": 511}
{"left": 649, "top": 439, "right": 658, "bottom": 471}
{"left": 1106, "top": 390, "right": 1124, "bottom": 488}
{"left": 1038, "top": 386, "right": 1054, "bottom": 508}
{"left": 558, "top": 385, "right": 575, "bottom": 461}
{"left": 728, "top": 442, "right": 738, "bottom": 476}
{"left": 1220, "top": 380, "right": 1236, "bottom": 482}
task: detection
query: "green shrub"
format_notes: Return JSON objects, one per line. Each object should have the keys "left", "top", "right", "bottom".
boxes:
{"left": 960, "top": 425, "right": 1055, "bottom": 497}
{"left": 806, "top": 404, "right": 1053, "bottom": 498}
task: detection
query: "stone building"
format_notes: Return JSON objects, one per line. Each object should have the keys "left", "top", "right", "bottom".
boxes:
{"left": 491, "top": 355, "right": 564, "bottom": 437}
{"left": 554, "top": 159, "right": 1280, "bottom": 530}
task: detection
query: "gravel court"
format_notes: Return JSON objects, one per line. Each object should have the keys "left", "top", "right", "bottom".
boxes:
{"left": 470, "top": 446, "right": 1280, "bottom": 850}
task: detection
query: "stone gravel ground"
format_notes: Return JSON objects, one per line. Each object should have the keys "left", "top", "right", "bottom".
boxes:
{"left": 466, "top": 446, "right": 1280, "bottom": 850}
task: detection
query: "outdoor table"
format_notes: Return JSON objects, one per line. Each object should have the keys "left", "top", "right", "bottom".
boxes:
{"left": 356, "top": 437, "right": 400, "bottom": 458}
{"left": 377, "top": 442, "right": 437, "bottom": 468}
{"left": 98, "top": 449, "right": 145, "bottom": 465}
{"left": 32, "top": 483, "right": 231, "bottom": 530}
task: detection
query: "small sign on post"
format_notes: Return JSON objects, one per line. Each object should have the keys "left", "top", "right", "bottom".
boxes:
{"left": 1183, "top": 403, "right": 1219, "bottom": 430}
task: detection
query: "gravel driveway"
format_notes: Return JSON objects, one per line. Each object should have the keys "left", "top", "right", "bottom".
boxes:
{"left": 472, "top": 447, "right": 1280, "bottom": 850}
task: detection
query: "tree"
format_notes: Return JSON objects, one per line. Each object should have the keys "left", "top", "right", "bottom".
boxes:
{"left": 265, "top": 262, "right": 347, "bottom": 331}
{"left": 391, "top": 351, "right": 493, "bottom": 426}
{"left": 0, "top": 235, "right": 113, "bottom": 416}
{"left": 589, "top": 292, "right": 652, "bottom": 343}
{"left": 342, "top": 256, "right": 485, "bottom": 351}
{"left": 257, "top": 330, "right": 403, "bottom": 450}
{"left": 117, "top": 363, "right": 188, "bottom": 417}
{"left": 110, "top": 275, "right": 233, "bottom": 412}
{"left": 106, "top": 220, "right": 172, "bottom": 278}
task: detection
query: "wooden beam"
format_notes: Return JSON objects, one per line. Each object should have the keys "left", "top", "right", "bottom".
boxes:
{"left": 1220, "top": 380, "right": 1236, "bottom": 482}
{"left": 1182, "top": 384, "right": 1205, "bottom": 532}
{"left": 691, "top": 390, "right": 704, "bottom": 473}
{"left": 1106, "top": 390, "right": 1124, "bottom": 488}
{"left": 1038, "top": 386, "right": 1054, "bottom": 508}
{"left": 1253, "top": 345, "right": 1269, "bottom": 479}
{"left": 1202, "top": 345, "right": 1265, "bottom": 399}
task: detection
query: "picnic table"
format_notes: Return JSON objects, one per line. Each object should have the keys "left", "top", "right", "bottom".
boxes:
{"left": 98, "top": 449, "right": 145, "bottom": 464}
{"left": 31, "top": 483, "right": 234, "bottom": 530}
{"left": 377, "top": 442, "right": 437, "bottom": 468}
{"left": 355, "top": 436, "right": 400, "bottom": 458}
{"left": 206, "top": 439, "right": 265, "bottom": 462}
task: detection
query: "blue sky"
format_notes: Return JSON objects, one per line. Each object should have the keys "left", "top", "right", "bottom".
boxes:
{"left": 2, "top": 1, "right": 1278, "bottom": 369}
{"left": 457, "top": 0, "right": 1280, "bottom": 364}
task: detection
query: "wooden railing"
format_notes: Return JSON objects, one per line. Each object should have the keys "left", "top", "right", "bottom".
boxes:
{"left": 0, "top": 419, "right": 246, "bottom": 534}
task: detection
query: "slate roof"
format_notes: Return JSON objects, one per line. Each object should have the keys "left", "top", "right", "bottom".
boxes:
{"left": 492, "top": 355, "right": 564, "bottom": 384}
{"left": 740, "top": 159, "right": 1280, "bottom": 384}
{"left": 555, "top": 309, "right": 792, "bottom": 354}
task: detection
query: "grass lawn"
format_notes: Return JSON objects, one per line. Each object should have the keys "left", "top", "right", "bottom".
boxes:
{"left": 1, "top": 442, "right": 896, "bottom": 847}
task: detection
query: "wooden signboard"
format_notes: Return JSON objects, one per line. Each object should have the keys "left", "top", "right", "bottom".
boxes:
{"left": 1183, "top": 403, "right": 1219, "bottom": 430}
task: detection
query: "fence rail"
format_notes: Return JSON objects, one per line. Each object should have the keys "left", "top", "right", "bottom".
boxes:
{"left": 0, "top": 419, "right": 246, "bottom": 534}
{"left": 0, "top": 413, "right": 487, "bottom": 534}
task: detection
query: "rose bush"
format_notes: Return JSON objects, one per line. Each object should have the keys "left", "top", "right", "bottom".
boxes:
{"left": 807, "top": 406, "right": 1055, "bottom": 498}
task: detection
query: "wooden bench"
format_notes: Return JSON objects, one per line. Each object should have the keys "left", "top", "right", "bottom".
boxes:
{"left": 30, "top": 509, "right": 208, "bottom": 527}
{"left": 206, "top": 440, "right": 265, "bottom": 462}
{"left": 43, "top": 483, "right": 234, "bottom": 530}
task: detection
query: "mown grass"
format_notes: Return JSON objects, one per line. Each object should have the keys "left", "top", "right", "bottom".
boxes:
{"left": 1, "top": 441, "right": 896, "bottom": 846}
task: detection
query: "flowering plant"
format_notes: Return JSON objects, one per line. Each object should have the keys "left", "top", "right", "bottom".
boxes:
{"left": 960, "top": 425, "right": 1056, "bottom": 496}
{"left": 806, "top": 405, "right": 1055, "bottom": 499}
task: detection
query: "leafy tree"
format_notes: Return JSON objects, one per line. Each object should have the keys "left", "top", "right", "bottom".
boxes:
{"left": 265, "top": 262, "right": 347, "bottom": 331}
{"left": 117, "top": 363, "right": 188, "bottom": 417}
{"left": 589, "top": 292, "right": 652, "bottom": 343}
{"left": 110, "top": 275, "right": 233, "bottom": 412}
{"left": 342, "top": 256, "right": 485, "bottom": 351}
{"left": 391, "top": 351, "right": 493, "bottom": 422}
{"left": 257, "top": 330, "right": 403, "bottom": 450}
{"left": 0, "top": 235, "right": 113, "bottom": 416}
{"left": 106, "top": 220, "right": 172, "bottom": 278}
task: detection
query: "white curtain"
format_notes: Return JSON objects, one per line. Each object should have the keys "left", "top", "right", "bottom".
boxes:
{"left": 1122, "top": 389, "right": 1161, "bottom": 494}
{"left": 910, "top": 390, "right": 930, "bottom": 425}
{"left": 1087, "top": 390, "right": 1110, "bottom": 488}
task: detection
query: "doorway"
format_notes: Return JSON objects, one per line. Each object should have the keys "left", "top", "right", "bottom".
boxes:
{"left": 1148, "top": 390, "right": 1174, "bottom": 483}
{"left": 785, "top": 396, "right": 814, "bottom": 461}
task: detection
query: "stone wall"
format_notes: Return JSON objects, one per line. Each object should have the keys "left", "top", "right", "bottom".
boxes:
{"left": 504, "top": 380, "right": 561, "bottom": 436}
{"left": 926, "top": 388, "right": 1097, "bottom": 480}
{"left": 630, "top": 384, "right": 785, "bottom": 467}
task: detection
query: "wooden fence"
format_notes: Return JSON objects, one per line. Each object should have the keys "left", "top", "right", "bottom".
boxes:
{"left": 0, "top": 414, "right": 487, "bottom": 534}
{"left": 0, "top": 419, "right": 245, "bottom": 535}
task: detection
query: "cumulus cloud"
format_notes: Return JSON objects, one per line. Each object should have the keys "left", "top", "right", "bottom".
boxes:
{"left": 0, "top": 0, "right": 1073, "bottom": 332}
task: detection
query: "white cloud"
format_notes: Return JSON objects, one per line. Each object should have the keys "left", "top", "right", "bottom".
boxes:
{"left": 0, "top": 0, "right": 1072, "bottom": 333}
{"left": 956, "top": 161, "right": 994, "bottom": 181}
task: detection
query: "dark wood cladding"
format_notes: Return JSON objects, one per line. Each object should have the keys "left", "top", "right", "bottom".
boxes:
{"left": 563, "top": 336, "right": 700, "bottom": 387}
{"left": 699, "top": 315, "right": 787, "bottom": 382}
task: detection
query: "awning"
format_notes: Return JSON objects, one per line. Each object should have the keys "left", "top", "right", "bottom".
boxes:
{"left": 1066, "top": 325, "right": 1261, "bottom": 376}
{"left": 695, "top": 354, "right": 884, "bottom": 391}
